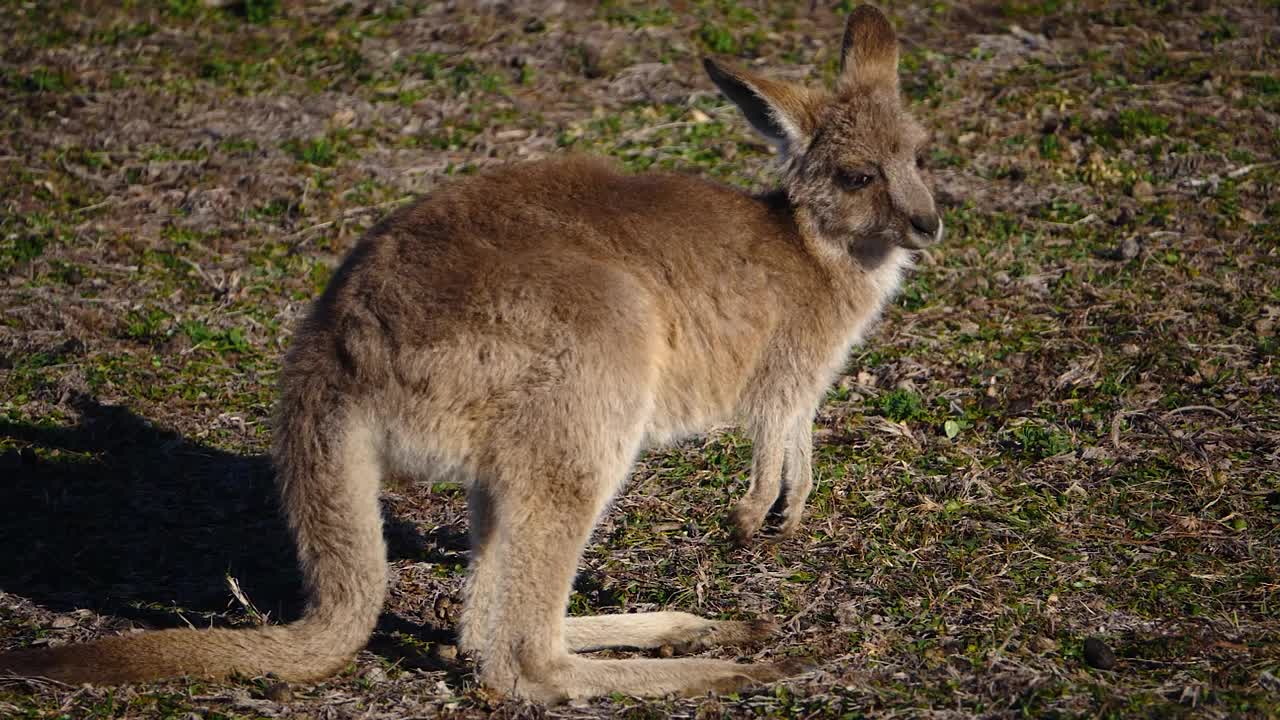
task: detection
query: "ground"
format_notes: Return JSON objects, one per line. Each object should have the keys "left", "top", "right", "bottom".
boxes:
{"left": 1, "top": 0, "right": 1278, "bottom": 718}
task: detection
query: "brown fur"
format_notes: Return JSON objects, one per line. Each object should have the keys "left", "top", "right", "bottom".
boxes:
{"left": 0, "top": 6, "right": 940, "bottom": 701}
{"left": 840, "top": 5, "right": 900, "bottom": 89}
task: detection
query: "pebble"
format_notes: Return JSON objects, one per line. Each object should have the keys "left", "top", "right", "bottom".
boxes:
{"left": 432, "top": 644, "right": 459, "bottom": 663}
{"left": 1083, "top": 636, "right": 1116, "bottom": 669}
{"left": 264, "top": 681, "right": 293, "bottom": 702}
{"left": 1115, "top": 235, "right": 1140, "bottom": 260}
{"left": 330, "top": 108, "right": 356, "bottom": 128}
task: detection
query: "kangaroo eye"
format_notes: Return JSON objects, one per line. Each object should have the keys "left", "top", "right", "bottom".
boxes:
{"left": 915, "top": 153, "right": 927, "bottom": 169}
{"left": 836, "top": 170, "right": 874, "bottom": 191}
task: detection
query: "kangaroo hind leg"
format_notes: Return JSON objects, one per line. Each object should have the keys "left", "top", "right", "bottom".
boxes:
{"left": 565, "top": 613, "right": 776, "bottom": 655}
{"left": 459, "top": 482, "right": 500, "bottom": 656}
{"left": 477, "top": 450, "right": 803, "bottom": 702}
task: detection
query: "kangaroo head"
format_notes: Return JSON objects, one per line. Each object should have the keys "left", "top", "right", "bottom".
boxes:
{"left": 704, "top": 5, "right": 941, "bottom": 266}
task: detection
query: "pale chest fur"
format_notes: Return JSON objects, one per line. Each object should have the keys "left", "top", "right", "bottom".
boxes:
{"left": 812, "top": 248, "right": 912, "bottom": 402}
{"left": 642, "top": 247, "right": 912, "bottom": 448}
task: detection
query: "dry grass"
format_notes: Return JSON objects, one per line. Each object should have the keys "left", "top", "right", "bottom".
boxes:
{"left": 2, "top": 1, "right": 1278, "bottom": 717}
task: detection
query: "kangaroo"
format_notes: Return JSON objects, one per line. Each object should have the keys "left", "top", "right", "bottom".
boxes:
{"left": 0, "top": 6, "right": 941, "bottom": 701}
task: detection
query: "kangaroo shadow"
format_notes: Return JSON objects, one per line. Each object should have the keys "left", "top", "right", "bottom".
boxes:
{"left": 0, "top": 394, "right": 462, "bottom": 649}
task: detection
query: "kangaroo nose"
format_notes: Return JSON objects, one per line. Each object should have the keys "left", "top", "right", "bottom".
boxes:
{"left": 911, "top": 213, "right": 940, "bottom": 236}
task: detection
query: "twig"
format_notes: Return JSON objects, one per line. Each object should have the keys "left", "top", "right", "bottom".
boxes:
{"left": 1227, "top": 160, "right": 1280, "bottom": 179}
{"left": 1125, "top": 657, "right": 1207, "bottom": 668}
{"left": 57, "top": 157, "right": 112, "bottom": 188}
{"left": 72, "top": 196, "right": 117, "bottom": 214}
{"left": 1164, "top": 405, "right": 1232, "bottom": 421}
{"left": 0, "top": 673, "right": 75, "bottom": 689}
{"left": 1036, "top": 213, "right": 1097, "bottom": 229}
{"left": 1115, "top": 410, "right": 1210, "bottom": 462}
{"left": 620, "top": 121, "right": 699, "bottom": 142}
{"left": 283, "top": 196, "right": 413, "bottom": 240}
{"left": 226, "top": 574, "right": 266, "bottom": 626}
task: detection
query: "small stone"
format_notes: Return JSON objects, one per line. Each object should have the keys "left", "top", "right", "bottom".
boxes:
{"left": 695, "top": 698, "right": 725, "bottom": 720}
{"left": 1083, "top": 636, "right": 1116, "bottom": 669}
{"left": 56, "top": 337, "right": 85, "bottom": 357}
{"left": 263, "top": 681, "right": 292, "bottom": 702}
{"left": 957, "top": 132, "right": 977, "bottom": 146}
{"left": 50, "top": 615, "right": 77, "bottom": 629}
{"left": 574, "top": 42, "right": 607, "bottom": 79}
{"left": 363, "top": 666, "right": 388, "bottom": 683}
{"left": 1131, "top": 180, "right": 1155, "bottom": 201}
{"left": 835, "top": 601, "right": 861, "bottom": 626}
{"left": 434, "top": 595, "right": 459, "bottom": 623}
{"left": 1115, "top": 236, "right": 1140, "bottom": 260}
{"left": 432, "top": 643, "right": 458, "bottom": 663}
{"left": 1261, "top": 670, "right": 1280, "bottom": 692}
{"left": 330, "top": 108, "right": 356, "bottom": 128}
{"left": 1080, "top": 447, "right": 1111, "bottom": 462}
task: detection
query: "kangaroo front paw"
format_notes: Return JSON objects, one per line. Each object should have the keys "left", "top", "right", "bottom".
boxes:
{"left": 777, "top": 507, "right": 805, "bottom": 538}
{"left": 728, "top": 503, "right": 766, "bottom": 546}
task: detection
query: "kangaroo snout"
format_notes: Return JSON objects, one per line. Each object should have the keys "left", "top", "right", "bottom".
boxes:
{"left": 903, "top": 213, "right": 943, "bottom": 249}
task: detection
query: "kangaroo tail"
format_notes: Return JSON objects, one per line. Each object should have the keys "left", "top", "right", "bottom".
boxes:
{"left": 0, "top": 356, "right": 387, "bottom": 684}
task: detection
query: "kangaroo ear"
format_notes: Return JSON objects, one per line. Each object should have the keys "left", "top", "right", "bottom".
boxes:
{"left": 839, "top": 5, "right": 899, "bottom": 90}
{"left": 703, "top": 58, "right": 820, "bottom": 151}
